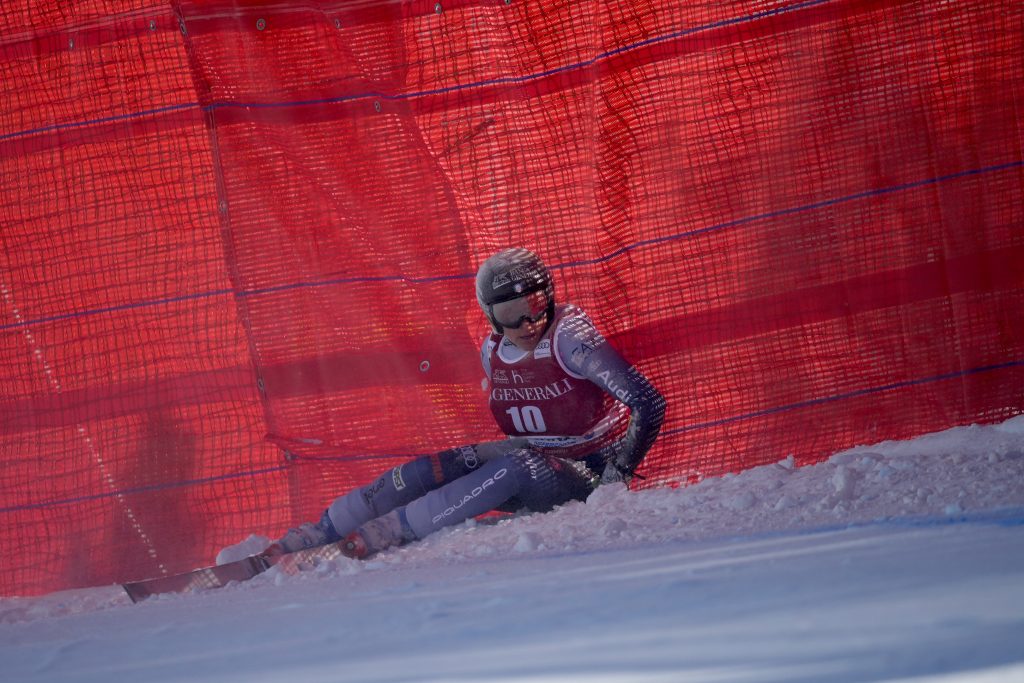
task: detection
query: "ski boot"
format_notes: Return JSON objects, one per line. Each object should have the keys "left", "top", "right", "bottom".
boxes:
{"left": 340, "top": 509, "right": 415, "bottom": 559}
{"left": 263, "top": 511, "right": 340, "bottom": 557}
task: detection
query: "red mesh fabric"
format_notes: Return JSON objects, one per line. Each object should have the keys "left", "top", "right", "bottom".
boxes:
{"left": 1, "top": 0, "right": 1021, "bottom": 595}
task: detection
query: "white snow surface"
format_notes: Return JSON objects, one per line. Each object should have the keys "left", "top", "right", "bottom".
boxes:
{"left": 3, "top": 417, "right": 1024, "bottom": 682}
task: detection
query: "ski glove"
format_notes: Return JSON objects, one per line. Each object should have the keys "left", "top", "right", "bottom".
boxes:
{"left": 597, "top": 441, "right": 646, "bottom": 486}
{"left": 600, "top": 460, "right": 633, "bottom": 485}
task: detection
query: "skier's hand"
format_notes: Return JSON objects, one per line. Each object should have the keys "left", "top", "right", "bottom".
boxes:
{"left": 600, "top": 461, "right": 633, "bottom": 486}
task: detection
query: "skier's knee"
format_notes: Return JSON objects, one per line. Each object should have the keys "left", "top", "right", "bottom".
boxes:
{"left": 432, "top": 445, "right": 484, "bottom": 481}
{"left": 404, "top": 446, "right": 484, "bottom": 492}
{"left": 498, "top": 449, "right": 566, "bottom": 513}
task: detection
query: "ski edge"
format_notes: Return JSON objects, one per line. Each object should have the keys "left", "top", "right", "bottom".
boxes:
{"left": 121, "top": 542, "right": 350, "bottom": 602}
{"left": 122, "top": 553, "right": 272, "bottom": 603}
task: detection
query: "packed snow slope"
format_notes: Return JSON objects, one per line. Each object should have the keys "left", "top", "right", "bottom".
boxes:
{"left": 3, "top": 417, "right": 1024, "bottom": 683}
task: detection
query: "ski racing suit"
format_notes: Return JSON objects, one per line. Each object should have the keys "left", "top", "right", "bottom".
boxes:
{"left": 320, "top": 304, "right": 666, "bottom": 543}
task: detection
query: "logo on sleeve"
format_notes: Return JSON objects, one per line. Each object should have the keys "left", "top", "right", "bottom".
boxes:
{"left": 571, "top": 340, "right": 596, "bottom": 365}
{"left": 597, "top": 370, "right": 632, "bottom": 402}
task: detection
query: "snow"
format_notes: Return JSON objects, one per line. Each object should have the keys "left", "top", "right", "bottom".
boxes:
{"left": 2, "top": 417, "right": 1024, "bottom": 682}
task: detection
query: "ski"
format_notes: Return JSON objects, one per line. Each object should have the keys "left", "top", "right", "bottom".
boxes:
{"left": 122, "top": 542, "right": 347, "bottom": 603}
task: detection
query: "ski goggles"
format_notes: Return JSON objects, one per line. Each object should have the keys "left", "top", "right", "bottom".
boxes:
{"left": 490, "top": 292, "right": 549, "bottom": 329}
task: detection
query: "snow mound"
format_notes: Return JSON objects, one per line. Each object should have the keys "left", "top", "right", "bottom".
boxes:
{"left": 244, "top": 415, "right": 1024, "bottom": 583}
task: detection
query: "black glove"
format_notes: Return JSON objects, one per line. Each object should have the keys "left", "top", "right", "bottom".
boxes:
{"left": 600, "top": 460, "right": 634, "bottom": 485}
{"left": 598, "top": 440, "right": 645, "bottom": 485}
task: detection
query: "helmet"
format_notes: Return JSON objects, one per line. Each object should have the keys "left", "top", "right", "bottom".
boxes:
{"left": 476, "top": 247, "right": 555, "bottom": 334}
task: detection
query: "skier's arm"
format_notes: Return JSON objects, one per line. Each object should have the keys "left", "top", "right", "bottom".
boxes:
{"left": 556, "top": 315, "right": 666, "bottom": 481}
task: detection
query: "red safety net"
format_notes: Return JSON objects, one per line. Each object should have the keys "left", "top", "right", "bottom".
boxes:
{"left": 1, "top": 0, "right": 1021, "bottom": 596}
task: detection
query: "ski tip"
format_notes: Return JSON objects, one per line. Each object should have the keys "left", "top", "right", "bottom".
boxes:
{"left": 121, "top": 554, "right": 272, "bottom": 603}
{"left": 122, "top": 582, "right": 151, "bottom": 603}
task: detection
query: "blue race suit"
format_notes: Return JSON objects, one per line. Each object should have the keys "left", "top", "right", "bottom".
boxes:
{"left": 324, "top": 304, "right": 666, "bottom": 541}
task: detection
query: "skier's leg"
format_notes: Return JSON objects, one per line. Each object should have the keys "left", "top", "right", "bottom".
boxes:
{"left": 365, "top": 449, "right": 599, "bottom": 546}
{"left": 326, "top": 445, "right": 482, "bottom": 536}
{"left": 497, "top": 454, "right": 600, "bottom": 514}
{"left": 269, "top": 446, "right": 482, "bottom": 553}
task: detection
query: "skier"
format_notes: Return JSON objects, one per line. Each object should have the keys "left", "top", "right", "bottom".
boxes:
{"left": 266, "top": 247, "right": 666, "bottom": 559}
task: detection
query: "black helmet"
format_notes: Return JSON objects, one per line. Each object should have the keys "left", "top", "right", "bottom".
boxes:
{"left": 476, "top": 247, "right": 555, "bottom": 333}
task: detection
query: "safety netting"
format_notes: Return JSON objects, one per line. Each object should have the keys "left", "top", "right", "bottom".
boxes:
{"left": 1, "top": 0, "right": 1021, "bottom": 596}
